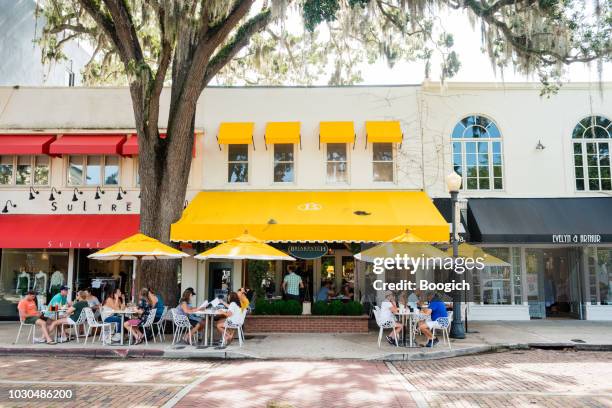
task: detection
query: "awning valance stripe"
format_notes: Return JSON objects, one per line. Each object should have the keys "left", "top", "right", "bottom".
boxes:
{"left": 217, "top": 122, "right": 255, "bottom": 145}
{"left": 365, "top": 121, "right": 403, "bottom": 144}
{"left": 49, "top": 134, "right": 127, "bottom": 155}
{"left": 265, "top": 122, "right": 301, "bottom": 145}
{"left": 319, "top": 121, "right": 355, "bottom": 144}
{"left": 0, "top": 134, "right": 56, "bottom": 155}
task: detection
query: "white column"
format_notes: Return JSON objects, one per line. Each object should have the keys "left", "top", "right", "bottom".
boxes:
{"left": 66, "top": 248, "right": 75, "bottom": 302}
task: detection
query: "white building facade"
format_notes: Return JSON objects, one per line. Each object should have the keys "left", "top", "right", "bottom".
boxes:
{"left": 0, "top": 83, "right": 610, "bottom": 321}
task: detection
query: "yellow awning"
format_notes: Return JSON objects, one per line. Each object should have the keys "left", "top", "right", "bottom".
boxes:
{"left": 171, "top": 191, "right": 449, "bottom": 243}
{"left": 217, "top": 122, "right": 254, "bottom": 144}
{"left": 265, "top": 122, "right": 301, "bottom": 144}
{"left": 319, "top": 121, "right": 355, "bottom": 144}
{"left": 366, "top": 121, "right": 403, "bottom": 143}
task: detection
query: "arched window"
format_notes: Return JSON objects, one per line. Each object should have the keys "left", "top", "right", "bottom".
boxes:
{"left": 572, "top": 115, "right": 611, "bottom": 191}
{"left": 451, "top": 115, "right": 503, "bottom": 190}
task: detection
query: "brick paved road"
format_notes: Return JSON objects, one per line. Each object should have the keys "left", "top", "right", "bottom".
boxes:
{"left": 0, "top": 350, "right": 610, "bottom": 407}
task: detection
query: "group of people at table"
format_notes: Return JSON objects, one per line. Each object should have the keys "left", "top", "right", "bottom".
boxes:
{"left": 379, "top": 290, "right": 450, "bottom": 348}
{"left": 17, "top": 282, "right": 251, "bottom": 347}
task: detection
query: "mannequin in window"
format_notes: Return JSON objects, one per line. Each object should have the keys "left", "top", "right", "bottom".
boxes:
{"left": 16, "top": 267, "right": 31, "bottom": 296}
{"left": 49, "top": 267, "right": 65, "bottom": 297}
{"left": 33, "top": 270, "right": 48, "bottom": 305}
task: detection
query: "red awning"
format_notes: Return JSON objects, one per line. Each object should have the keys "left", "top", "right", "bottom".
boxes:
{"left": 122, "top": 136, "right": 138, "bottom": 156}
{"left": 0, "top": 134, "right": 56, "bottom": 155}
{"left": 0, "top": 214, "right": 139, "bottom": 248}
{"left": 49, "top": 134, "right": 127, "bottom": 155}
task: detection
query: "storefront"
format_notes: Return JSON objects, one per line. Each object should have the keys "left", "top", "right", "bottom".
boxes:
{"left": 171, "top": 190, "right": 450, "bottom": 307}
{"left": 465, "top": 197, "right": 612, "bottom": 320}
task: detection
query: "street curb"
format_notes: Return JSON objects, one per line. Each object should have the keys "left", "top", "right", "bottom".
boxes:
{"left": 0, "top": 347, "right": 164, "bottom": 359}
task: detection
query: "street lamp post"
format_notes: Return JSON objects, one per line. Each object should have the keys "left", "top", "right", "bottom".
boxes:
{"left": 446, "top": 171, "right": 465, "bottom": 339}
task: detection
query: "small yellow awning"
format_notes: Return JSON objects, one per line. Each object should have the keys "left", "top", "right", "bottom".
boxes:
{"left": 319, "top": 121, "right": 355, "bottom": 144}
{"left": 366, "top": 121, "right": 403, "bottom": 143}
{"left": 171, "top": 191, "right": 449, "bottom": 243}
{"left": 265, "top": 122, "right": 301, "bottom": 145}
{"left": 217, "top": 122, "right": 254, "bottom": 145}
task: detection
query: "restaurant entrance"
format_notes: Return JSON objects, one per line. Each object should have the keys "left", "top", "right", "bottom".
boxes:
{"left": 526, "top": 248, "right": 583, "bottom": 319}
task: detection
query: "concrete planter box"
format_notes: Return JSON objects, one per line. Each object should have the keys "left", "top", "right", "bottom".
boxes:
{"left": 244, "top": 314, "right": 369, "bottom": 333}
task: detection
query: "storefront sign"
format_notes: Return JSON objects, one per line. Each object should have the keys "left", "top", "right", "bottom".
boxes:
{"left": 551, "top": 234, "right": 602, "bottom": 244}
{"left": 288, "top": 244, "right": 328, "bottom": 260}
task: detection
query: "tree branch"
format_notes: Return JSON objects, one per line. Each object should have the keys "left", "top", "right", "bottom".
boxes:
{"left": 202, "top": 8, "right": 272, "bottom": 88}
{"left": 101, "top": 0, "right": 145, "bottom": 63}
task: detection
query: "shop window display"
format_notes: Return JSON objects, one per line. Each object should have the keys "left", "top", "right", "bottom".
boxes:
{"left": 0, "top": 249, "right": 68, "bottom": 319}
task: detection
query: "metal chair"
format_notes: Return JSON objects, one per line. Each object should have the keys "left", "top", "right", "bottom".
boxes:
{"left": 221, "top": 309, "right": 247, "bottom": 347}
{"left": 373, "top": 306, "right": 399, "bottom": 348}
{"left": 60, "top": 309, "right": 88, "bottom": 343}
{"left": 14, "top": 315, "right": 36, "bottom": 344}
{"left": 430, "top": 311, "right": 453, "bottom": 349}
{"left": 153, "top": 306, "right": 169, "bottom": 343}
{"left": 83, "top": 307, "right": 112, "bottom": 345}
{"left": 136, "top": 309, "right": 157, "bottom": 345}
{"left": 171, "top": 308, "right": 196, "bottom": 345}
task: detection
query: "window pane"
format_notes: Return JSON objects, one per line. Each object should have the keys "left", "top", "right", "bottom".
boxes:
{"left": 587, "top": 155, "right": 598, "bottom": 166}
{"left": 478, "top": 166, "right": 489, "bottom": 178}
{"left": 465, "top": 142, "right": 477, "bottom": 154}
{"left": 228, "top": 144, "right": 248, "bottom": 162}
{"left": 0, "top": 155, "right": 13, "bottom": 184}
{"left": 493, "top": 165, "right": 502, "bottom": 177}
{"left": 327, "top": 162, "right": 347, "bottom": 183}
{"left": 15, "top": 156, "right": 32, "bottom": 185}
{"left": 327, "top": 143, "right": 346, "bottom": 161}
{"left": 602, "top": 179, "right": 612, "bottom": 190}
{"left": 466, "top": 165, "right": 477, "bottom": 177}
{"left": 273, "top": 144, "right": 293, "bottom": 162}
{"left": 575, "top": 167, "right": 584, "bottom": 178}
{"left": 228, "top": 163, "right": 248, "bottom": 182}
{"left": 477, "top": 142, "right": 488, "bottom": 153}
{"left": 104, "top": 156, "right": 119, "bottom": 185}
{"left": 572, "top": 124, "right": 584, "bottom": 139}
{"left": 452, "top": 142, "right": 462, "bottom": 154}
{"left": 373, "top": 143, "right": 393, "bottom": 161}
{"left": 492, "top": 142, "right": 501, "bottom": 154}
{"left": 454, "top": 165, "right": 462, "bottom": 175}
{"left": 601, "top": 167, "right": 610, "bottom": 179}
{"left": 466, "top": 178, "right": 478, "bottom": 189}
{"left": 487, "top": 123, "right": 501, "bottom": 138}
{"left": 599, "top": 143, "right": 610, "bottom": 166}
{"left": 479, "top": 177, "right": 490, "bottom": 189}
{"left": 68, "top": 156, "right": 83, "bottom": 185}
{"left": 451, "top": 123, "right": 464, "bottom": 139}
{"left": 466, "top": 154, "right": 476, "bottom": 166}
{"left": 493, "top": 178, "right": 503, "bottom": 189}
{"left": 478, "top": 153, "right": 489, "bottom": 165}
{"left": 492, "top": 154, "right": 502, "bottom": 165}
{"left": 586, "top": 143, "right": 596, "bottom": 154}
{"left": 576, "top": 179, "right": 585, "bottom": 190}
{"left": 588, "top": 167, "right": 599, "bottom": 179}
{"left": 34, "top": 155, "right": 49, "bottom": 185}
{"left": 86, "top": 156, "right": 101, "bottom": 185}
{"left": 574, "top": 154, "right": 583, "bottom": 166}
{"left": 589, "top": 178, "right": 600, "bottom": 190}
{"left": 595, "top": 116, "right": 612, "bottom": 130}
{"left": 453, "top": 154, "right": 462, "bottom": 167}
{"left": 573, "top": 143, "right": 582, "bottom": 154}
{"left": 373, "top": 162, "right": 393, "bottom": 182}
{"left": 273, "top": 163, "right": 294, "bottom": 183}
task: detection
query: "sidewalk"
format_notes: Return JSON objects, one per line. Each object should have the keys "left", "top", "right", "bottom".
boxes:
{"left": 0, "top": 320, "right": 610, "bottom": 361}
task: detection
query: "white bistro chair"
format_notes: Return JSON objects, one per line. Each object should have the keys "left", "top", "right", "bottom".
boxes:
{"left": 153, "top": 306, "right": 169, "bottom": 343}
{"left": 221, "top": 309, "right": 247, "bottom": 347}
{"left": 60, "top": 309, "right": 88, "bottom": 343}
{"left": 130, "top": 309, "right": 157, "bottom": 345}
{"left": 430, "top": 311, "right": 453, "bottom": 350}
{"left": 171, "top": 308, "right": 196, "bottom": 345}
{"left": 373, "top": 306, "right": 399, "bottom": 348}
{"left": 14, "top": 315, "right": 37, "bottom": 344}
{"left": 83, "top": 307, "right": 112, "bottom": 345}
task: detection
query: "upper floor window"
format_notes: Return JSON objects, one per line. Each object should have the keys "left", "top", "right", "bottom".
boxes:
{"left": 0, "top": 155, "right": 50, "bottom": 186}
{"left": 273, "top": 144, "right": 294, "bottom": 183}
{"left": 451, "top": 115, "right": 503, "bottom": 190}
{"left": 572, "top": 115, "right": 611, "bottom": 191}
{"left": 326, "top": 143, "right": 348, "bottom": 183}
{"left": 372, "top": 143, "right": 394, "bottom": 182}
{"left": 67, "top": 155, "right": 119, "bottom": 186}
{"left": 228, "top": 144, "right": 248, "bottom": 183}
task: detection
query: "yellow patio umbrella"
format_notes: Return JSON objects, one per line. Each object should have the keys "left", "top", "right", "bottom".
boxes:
{"left": 445, "top": 243, "right": 510, "bottom": 266}
{"left": 354, "top": 230, "right": 449, "bottom": 262}
{"left": 88, "top": 233, "right": 190, "bottom": 301}
{"left": 194, "top": 233, "right": 295, "bottom": 261}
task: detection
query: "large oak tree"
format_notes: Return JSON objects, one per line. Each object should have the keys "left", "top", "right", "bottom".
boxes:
{"left": 39, "top": 0, "right": 610, "bottom": 304}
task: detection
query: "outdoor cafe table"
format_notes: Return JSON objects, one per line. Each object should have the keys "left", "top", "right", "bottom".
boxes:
{"left": 110, "top": 308, "right": 139, "bottom": 345}
{"left": 394, "top": 310, "right": 420, "bottom": 348}
{"left": 46, "top": 307, "right": 68, "bottom": 342}
{"left": 192, "top": 308, "right": 225, "bottom": 347}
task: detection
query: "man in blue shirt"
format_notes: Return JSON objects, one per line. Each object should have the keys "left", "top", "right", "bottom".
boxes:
{"left": 316, "top": 280, "right": 335, "bottom": 302}
{"left": 417, "top": 291, "right": 448, "bottom": 347}
{"left": 48, "top": 286, "right": 69, "bottom": 308}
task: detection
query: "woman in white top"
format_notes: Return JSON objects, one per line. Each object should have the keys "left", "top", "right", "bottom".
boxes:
{"left": 215, "top": 292, "right": 242, "bottom": 348}
{"left": 380, "top": 291, "right": 403, "bottom": 346}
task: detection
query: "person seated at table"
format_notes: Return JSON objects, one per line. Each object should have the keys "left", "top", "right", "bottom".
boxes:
{"left": 343, "top": 281, "right": 355, "bottom": 300}
{"left": 407, "top": 289, "right": 422, "bottom": 311}
{"left": 49, "top": 291, "right": 89, "bottom": 343}
{"left": 237, "top": 288, "right": 250, "bottom": 311}
{"left": 82, "top": 288, "right": 101, "bottom": 313}
{"left": 48, "top": 286, "right": 69, "bottom": 309}
{"left": 380, "top": 291, "right": 402, "bottom": 346}
{"left": 176, "top": 288, "right": 205, "bottom": 344}
{"left": 215, "top": 292, "right": 242, "bottom": 348}
{"left": 101, "top": 288, "right": 124, "bottom": 343}
{"left": 316, "top": 280, "right": 335, "bottom": 301}
{"left": 417, "top": 291, "right": 448, "bottom": 347}
{"left": 123, "top": 288, "right": 152, "bottom": 345}
{"left": 147, "top": 287, "right": 165, "bottom": 322}
{"left": 18, "top": 291, "right": 55, "bottom": 345}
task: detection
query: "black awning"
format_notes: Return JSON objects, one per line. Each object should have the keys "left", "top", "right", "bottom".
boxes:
{"left": 467, "top": 198, "right": 612, "bottom": 244}
{"left": 433, "top": 198, "right": 469, "bottom": 241}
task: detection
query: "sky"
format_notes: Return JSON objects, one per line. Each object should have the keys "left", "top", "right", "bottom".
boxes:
{"left": 357, "top": 10, "right": 611, "bottom": 85}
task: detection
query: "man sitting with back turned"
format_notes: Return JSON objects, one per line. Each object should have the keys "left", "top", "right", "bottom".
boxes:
{"left": 417, "top": 291, "right": 448, "bottom": 347}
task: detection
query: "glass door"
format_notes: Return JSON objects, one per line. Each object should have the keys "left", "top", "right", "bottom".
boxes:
{"left": 525, "top": 249, "right": 545, "bottom": 319}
